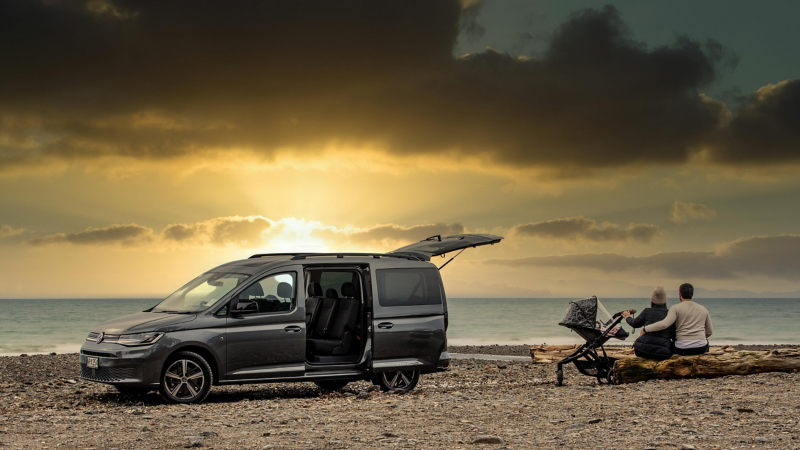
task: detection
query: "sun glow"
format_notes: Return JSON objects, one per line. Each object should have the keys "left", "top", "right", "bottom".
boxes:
{"left": 260, "top": 218, "right": 329, "bottom": 253}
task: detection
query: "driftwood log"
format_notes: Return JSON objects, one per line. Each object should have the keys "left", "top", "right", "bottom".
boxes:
{"left": 613, "top": 348, "right": 800, "bottom": 384}
{"left": 530, "top": 344, "right": 635, "bottom": 364}
{"left": 530, "top": 344, "right": 727, "bottom": 364}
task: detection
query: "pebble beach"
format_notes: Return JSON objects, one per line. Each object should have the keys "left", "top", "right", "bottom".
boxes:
{"left": 0, "top": 347, "right": 798, "bottom": 449}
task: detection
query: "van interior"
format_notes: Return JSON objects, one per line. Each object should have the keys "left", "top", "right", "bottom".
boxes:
{"left": 304, "top": 268, "right": 366, "bottom": 365}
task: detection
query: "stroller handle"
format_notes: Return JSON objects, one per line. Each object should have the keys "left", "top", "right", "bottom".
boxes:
{"left": 612, "top": 308, "right": 636, "bottom": 318}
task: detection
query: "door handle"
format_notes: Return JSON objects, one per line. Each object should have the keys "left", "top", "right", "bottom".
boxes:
{"left": 377, "top": 322, "right": 394, "bottom": 329}
{"left": 283, "top": 325, "right": 302, "bottom": 333}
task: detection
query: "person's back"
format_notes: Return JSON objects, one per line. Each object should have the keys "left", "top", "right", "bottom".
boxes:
{"left": 668, "top": 301, "right": 712, "bottom": 343}
{"left": 643, "top": 283, "right": 712, "bottom": 355}
{"left": 623, "top": 287, "right": 674, "bottom": 359}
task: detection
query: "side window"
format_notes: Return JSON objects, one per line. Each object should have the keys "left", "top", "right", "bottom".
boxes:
{"left": 239, "top": 272, "right": 297, "bottom": 313}
{"left": 319, "top": 271, "right": 357, "bottom": 298}
{"left": 376, "top": 268, "right": 442, "bottom": 307}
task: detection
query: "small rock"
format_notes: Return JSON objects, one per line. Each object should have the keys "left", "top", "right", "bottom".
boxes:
{"left": 64, "top": 380, "right": 77, "bottom": 385}
{"left": 472, "top": 435, "right": 503, "bottom": 444}
{"left": 49, "top": 352, "right": 57, "bottom": 356}
{"left": 19, "top": 354, "right": 27, "bottom": 357}
{"left": 262, "top": 432, "right": 271, "bottom": 437}
{"left": 754, "top": 437, "right": 770, "bottom": 443}
{"left": 251, "top": 418, "right": 264, "bottom": 424}
{"left": 565, "top": 424, "right": 584, "bottom": 430}
{"left": 199, "top": 431, "right": 217, "bottom": 437}
{"left": 709, "top": 411, "right": 724, "bottom": 415}
{"left": 261, "top": 446, "right": 280, "bottom": 450}
{"left": 588, "top": 418, "right": 602, "bottom": 424}
{"left": 497, "top": 364, "right": 507, "bottom": 369}
{"left": 737, "top": 408, "right": 755, "bottom": 413}
{"left": 351, "top": 435, "right": 362, "bottom": 440}
{"left": 382, "top": 432, "right": 398, "bottom": 438}
{"left": 185, "top": 440, "right": 204, "bottom": 448}
{"left": 357, "top": 391, "right": 370, "bottom": 400}
{"left": 681, "top": 445, "right": 695, "bottom": 450}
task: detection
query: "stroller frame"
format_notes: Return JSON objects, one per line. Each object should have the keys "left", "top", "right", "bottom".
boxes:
{"left": 556, "top": 313, "right": 625, "bottom": 386}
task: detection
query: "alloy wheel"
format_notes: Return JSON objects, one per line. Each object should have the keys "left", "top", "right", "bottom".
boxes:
{"left": 380, "top": 370, "right": 417, "bottom": 391}
{"left": 164, "top": 359, "right": 205, "bottom": 400}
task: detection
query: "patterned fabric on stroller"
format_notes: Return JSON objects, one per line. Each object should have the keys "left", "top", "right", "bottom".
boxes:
{"left": 556, "top": 296, "right": 630, "bottom": 386}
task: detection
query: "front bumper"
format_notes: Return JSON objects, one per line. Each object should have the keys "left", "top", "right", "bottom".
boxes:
{"left": 79, "top": 339, "right": 170, "bottom": 387}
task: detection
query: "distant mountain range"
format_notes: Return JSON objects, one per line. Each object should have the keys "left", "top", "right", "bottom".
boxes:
{"left": 686, "top": 288, "right": 800, "bottom": 298}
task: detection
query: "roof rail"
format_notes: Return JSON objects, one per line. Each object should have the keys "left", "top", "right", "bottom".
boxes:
{"left": 247, "top": 252, "right": 424, "bottom": 261}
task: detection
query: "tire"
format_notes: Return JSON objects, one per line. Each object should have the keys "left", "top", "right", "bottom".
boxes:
{"left": 556, "top": 369, "right": 564, "bottom": 387}
{"left": 159, "top": 351, "right": 213, "bottom": 404}
{"left": 376, "top": 370, "right": 419, "bottom": 392}
{"left": 114, "top": 385, "right": 150, "bottom": 395}
{"left": 314, "top": 380, "right": 350, "bottom": 391}
{"left": 606, "top": 368, "right": 615, "bottom": 385}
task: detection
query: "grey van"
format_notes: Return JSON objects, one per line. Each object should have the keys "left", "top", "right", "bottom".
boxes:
{"left": 79, "top": 234, "right": 502, "bottom": 403}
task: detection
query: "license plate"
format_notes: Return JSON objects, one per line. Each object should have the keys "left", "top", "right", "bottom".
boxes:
{"left": 86, "top": 356, "right": 99, "bottom": 369}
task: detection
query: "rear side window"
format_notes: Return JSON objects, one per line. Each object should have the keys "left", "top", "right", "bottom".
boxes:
{"left": 376, "top": 268, "right": 442, "bottom": 307}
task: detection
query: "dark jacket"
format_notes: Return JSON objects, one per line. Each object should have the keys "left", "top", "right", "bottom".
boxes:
{"left": 626, "top": 305, "right": 674, "bottom": 360}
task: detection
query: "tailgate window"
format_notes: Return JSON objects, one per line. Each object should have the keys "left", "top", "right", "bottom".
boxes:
{"left": 376, "top": 268, "right": 442, "bottom": 307}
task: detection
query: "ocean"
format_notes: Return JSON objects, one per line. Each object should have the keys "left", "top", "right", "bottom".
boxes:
{"left": 1, "top": 298, "right": 798, "bottom": 355}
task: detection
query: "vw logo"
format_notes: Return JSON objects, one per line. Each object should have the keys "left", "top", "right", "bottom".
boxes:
{"left": 96, "top": 332, "right": 104, "bottom": 344}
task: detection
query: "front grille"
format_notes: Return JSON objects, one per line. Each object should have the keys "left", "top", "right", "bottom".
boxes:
{"left": 81, "top": 350, "right": 117, "bottom": 358}
{"left": 80, "top": 365, "right": 137, "bottom": 383}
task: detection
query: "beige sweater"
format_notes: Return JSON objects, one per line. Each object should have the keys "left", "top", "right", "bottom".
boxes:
{"left": 645, "top": 301, "right": 713, "bottom": 341}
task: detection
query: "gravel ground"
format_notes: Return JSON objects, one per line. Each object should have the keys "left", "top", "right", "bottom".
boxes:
{"left": 1, "top": 351, "right": 799, "bottom": 449}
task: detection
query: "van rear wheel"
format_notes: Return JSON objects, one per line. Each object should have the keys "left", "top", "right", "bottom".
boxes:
{"left": 377, "top": 370, "right": 419, "bottom": 392}
{"left": 159, "top": 351, "right": 213, "bottom": 404}
{"left": 314, "top": 380, "right": 349, "bottom": 391}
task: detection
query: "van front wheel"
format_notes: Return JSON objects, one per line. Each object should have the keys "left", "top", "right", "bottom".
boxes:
{"left": 377, "top": 370, "right": 419, "bottom": 392}
{"left": 159, "top": 351, "right": 213, "bottom": 404}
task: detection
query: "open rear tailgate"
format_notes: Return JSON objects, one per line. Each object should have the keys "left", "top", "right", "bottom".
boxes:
{"left": 389, "top": 234, "right": 503, "bottom": 261}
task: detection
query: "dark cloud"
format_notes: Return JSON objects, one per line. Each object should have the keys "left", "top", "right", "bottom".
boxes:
{"left": 315, "top": 222, "right": 465, "bottom": 246}
{"left": 512, "top": 217, "right": 661, "bottom": 243}
{"left": 671, "top": 201, "right": 716, "bottom": 223}
{"left": 163, "top": 216, "right": 272, "bottom": 246}
{"left": 488, "top": 234, "right": 800, "bottom": 280}
{"left": 0, "top": 2, "right": 761, "bottom": 173}
{"left": 714, "top": 79, "right": 800, "bottom": 165}
{"left": 27, "top": 224, "right": 153, "bottom": 246}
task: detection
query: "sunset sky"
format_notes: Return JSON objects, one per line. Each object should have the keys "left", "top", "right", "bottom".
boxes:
{"left": 1, "top": 0, "right": 799, "bottom": 298}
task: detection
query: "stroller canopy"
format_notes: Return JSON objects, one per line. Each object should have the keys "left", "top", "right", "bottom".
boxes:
{"left": 558, "top": 296, "right": 619, "bottom": 331}
{"left": 559, "top": 296, "right": 600, "bottom": 329}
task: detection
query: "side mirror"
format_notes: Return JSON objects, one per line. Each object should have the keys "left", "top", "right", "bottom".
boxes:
{"left": 231, "top": 298, "right": 258, "bottom": 315}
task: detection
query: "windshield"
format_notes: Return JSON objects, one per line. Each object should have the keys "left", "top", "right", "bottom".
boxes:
{"left": 153, "top": 272, "right": 250, "bottom": 313}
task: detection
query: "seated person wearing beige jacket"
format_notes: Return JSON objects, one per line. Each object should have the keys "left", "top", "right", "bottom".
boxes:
{"left": 642, "top": 283, "right": 713, "bottom": 356}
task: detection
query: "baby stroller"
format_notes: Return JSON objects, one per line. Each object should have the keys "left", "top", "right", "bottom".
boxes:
{"left": 556, "top": 296, "right": 630, "bottom": 386}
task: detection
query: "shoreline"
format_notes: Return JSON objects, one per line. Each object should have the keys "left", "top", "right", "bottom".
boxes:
{"left": 1, "top": 348, "right": 798, "bottom": 448}
{"left": 4, "top": 342, "right": 800, "bottom": 358}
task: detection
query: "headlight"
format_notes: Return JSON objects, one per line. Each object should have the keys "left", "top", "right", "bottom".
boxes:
{"left": 117, "top": 332, "right": 164, "bottom": 346}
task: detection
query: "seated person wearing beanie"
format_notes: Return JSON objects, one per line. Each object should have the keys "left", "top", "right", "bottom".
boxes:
{"left": 621, "top": 287, "right": 674, "bottom": 360}
{"left": 642, "top": 283, "right": 713, "bottom": 356}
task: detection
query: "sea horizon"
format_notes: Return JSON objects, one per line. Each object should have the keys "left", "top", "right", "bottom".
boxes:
{"left": 2, "top": 297, "right": 798, "bottom": 356}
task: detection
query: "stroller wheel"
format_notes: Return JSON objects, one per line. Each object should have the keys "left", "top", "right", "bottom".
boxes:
{"left": 556, "top": 369, "right": 564, "bottom": 386}
{"left": 606, "top": 369, "right": 615, "bottom": 385}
